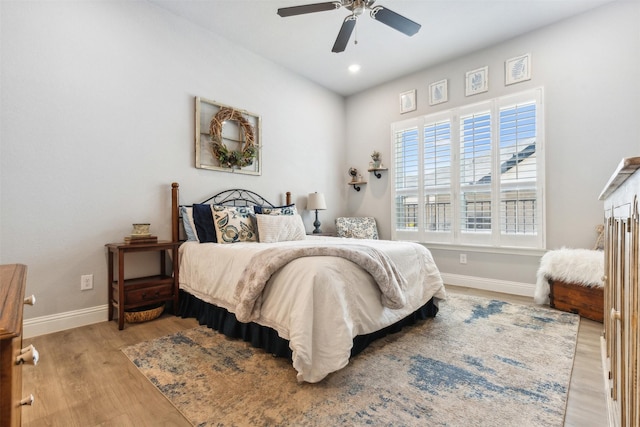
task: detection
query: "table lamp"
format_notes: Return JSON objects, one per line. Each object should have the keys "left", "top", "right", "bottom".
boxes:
{"left": 307, "top": 192, "right": 327, "bottom": 234}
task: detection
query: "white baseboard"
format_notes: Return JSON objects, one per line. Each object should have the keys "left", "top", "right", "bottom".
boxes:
{"left": 441, "top": 273, "right": 535, "bottom": 297}
{"left": 23, "top": 305, "right": 109, "bottom": 339}
{"left": 22, "top": 274, "right": 533, "bottom": 339}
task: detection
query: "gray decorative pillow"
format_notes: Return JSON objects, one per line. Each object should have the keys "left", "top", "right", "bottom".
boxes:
{"left": 335, "top": 217, "right": 379, "bottom": 239}
{"left": 180, "top": 206, "right": 198, "bottom": 241}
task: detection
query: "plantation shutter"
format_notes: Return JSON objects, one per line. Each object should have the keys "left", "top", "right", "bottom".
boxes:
{"left": 391, "top": 88, "right": 544, "bottom": 249}
{"left": 497, "top": 89, "right": 543, "bottom": 247}
{"left": 393, "top": 123, "right": 420, "bottom": 239}
{"left": 423, "top": 119, "right": 453, "bottom": 234}
{"left": 459, "top": 108, "right": 492, "bottom": 244}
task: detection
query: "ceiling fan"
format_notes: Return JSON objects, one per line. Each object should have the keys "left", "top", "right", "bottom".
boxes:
{"left": 277, "top": 0, "right": 421, "bottom": 53}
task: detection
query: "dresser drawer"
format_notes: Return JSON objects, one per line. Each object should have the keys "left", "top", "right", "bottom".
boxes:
{"left": 125, "top": 283, "right": 174, "bottom": 306}
{"left": 1, "top": 264, "right": 28, "bottom": 427}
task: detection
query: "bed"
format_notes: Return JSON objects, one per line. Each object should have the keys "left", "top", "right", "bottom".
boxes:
{"left": 170, "top": 183, "right": 446, "bottom": 383}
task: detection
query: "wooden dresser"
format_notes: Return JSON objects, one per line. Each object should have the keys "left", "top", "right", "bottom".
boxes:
{"left": 600, "top": 157, "right": 640, "bottom": 427}
{"left": 0, "top": 264, "right": 31, "bottom": 427}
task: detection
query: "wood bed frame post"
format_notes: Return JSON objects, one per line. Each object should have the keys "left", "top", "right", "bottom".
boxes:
{"left": 171, "top": 182, "right": 179, "bottom": 242}
{"left": 286, "top": 191, "right": 291, "bottom": 206}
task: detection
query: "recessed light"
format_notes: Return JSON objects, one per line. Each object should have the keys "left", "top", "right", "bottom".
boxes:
{"left": 348, "top": 64, "right": 361, "bottom": 73}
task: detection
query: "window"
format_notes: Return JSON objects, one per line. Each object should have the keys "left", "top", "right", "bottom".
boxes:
{"left": 391, "top": 88, "right": 544, "bottom": 249}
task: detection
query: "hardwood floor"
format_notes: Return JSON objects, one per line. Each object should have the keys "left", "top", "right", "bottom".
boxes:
{"left": 21, "top": 286, "right": 607, "bottom": 426}
{"left": 22, "top": 314, "right": 197, "bottom": 427}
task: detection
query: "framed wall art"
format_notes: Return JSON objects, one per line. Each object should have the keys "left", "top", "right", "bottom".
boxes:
{"left": 465, "top": 66, "right": 489, "bottom": 96}
{"left": 505, "top": 53, "right": 531, "bottom": 85}
{"left": 428, "top": 79, "right": 448, "bottom": 105}
{"left": 399, "top": 90, "right": 416, "bottom": 114}
{"left": 195, "top": 97, "right": 261, "bottom": 175}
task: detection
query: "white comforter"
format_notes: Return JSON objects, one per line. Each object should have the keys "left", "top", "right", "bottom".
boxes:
{"left": 179, "top": 236, "right": 446, "bottom": 383}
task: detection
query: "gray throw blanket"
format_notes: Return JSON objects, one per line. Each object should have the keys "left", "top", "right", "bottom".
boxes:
{"left": 234, "top": 244, "right": 408, "bottom": 322}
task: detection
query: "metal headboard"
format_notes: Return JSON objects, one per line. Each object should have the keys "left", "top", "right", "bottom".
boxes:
{"left": 199, "top": 188, "right": 277, "bottom": 208}
{"left": 171, "top": 183, "right": 291, "bottom": 242}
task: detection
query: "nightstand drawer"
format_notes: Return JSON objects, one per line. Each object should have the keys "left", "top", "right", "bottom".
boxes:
{"left": 126, "top": 283, "right": 174, "bottom": 306}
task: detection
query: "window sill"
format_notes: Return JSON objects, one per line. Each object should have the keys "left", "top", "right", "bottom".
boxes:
{"left": 415, "top": 242, "right": 546, "bottom": 257}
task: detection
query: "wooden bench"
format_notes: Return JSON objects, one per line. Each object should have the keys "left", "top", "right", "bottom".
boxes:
{"left": 534, "top": 248, "right": 604, "bottom": 322}
{"left": 548, "top": 279, "right": 603, "bottom": 322}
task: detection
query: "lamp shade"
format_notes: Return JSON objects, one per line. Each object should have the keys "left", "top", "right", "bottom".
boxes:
{"left": 307, "top": 192, "right": 327, "bottom": 210}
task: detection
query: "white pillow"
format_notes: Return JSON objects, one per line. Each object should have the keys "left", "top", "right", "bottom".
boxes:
{"left": 256, "top": 214, "right": 306, "bottom": 243}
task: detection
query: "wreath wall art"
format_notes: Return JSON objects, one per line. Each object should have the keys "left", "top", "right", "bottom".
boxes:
{"left": 195, "top": 97, "right": 261, "bottom": 175}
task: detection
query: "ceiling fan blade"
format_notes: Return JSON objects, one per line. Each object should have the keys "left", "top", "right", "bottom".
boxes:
{"left": 332, "top": 16, "right": 357, "bottom": 53}
{"left": 277, "top": 2, "right": 341, "bottom": 17}
{"left": 370, "top": 6, "right": 421, "bottom": 36}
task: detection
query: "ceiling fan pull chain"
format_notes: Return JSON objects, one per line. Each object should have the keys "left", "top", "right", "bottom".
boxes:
{"left": 354, "top": 20, "right": 358, "bottom": 45}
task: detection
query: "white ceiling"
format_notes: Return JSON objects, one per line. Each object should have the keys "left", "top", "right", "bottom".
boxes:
{"left": 148, "top": 0, "right": 615, "bottom": 96}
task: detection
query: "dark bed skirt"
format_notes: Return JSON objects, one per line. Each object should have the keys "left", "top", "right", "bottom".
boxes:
{"left": 177, "top": 289, "right": 439, "bottom": 360}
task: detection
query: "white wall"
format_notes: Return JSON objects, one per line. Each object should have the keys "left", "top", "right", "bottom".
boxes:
{"left": 2, "top": 0, "right": 638, "bottom": 331}
{"left": 0, "top": 1, "right": 346, "bottom": 322}
{"left": 344, "top": 1, "right": 640, "bottom": 288}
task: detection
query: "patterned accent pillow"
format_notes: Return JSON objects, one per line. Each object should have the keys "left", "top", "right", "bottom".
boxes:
{"left": 335, "top": 217, "right": 379, "bottom": 239}
{"left": 212, "top": 206, "right": 257, "bottom": 243}
{"left": 253, "top": 204, "right": 297, "bottom": 216}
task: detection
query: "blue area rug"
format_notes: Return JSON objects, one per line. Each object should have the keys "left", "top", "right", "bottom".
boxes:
{"left": 122, "top": 294, "right": 579, "bottom": 426}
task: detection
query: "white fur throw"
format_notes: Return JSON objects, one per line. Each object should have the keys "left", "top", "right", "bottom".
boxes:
{"left": 534, "top": 248, "right": 604, "bottom": 304}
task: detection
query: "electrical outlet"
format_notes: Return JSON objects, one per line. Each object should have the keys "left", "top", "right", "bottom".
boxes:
{"left": 459, "top": 254, "right": 467, "bottom": 264}
{"left": 81, "top": 274, "right": 93, "bottom": 291}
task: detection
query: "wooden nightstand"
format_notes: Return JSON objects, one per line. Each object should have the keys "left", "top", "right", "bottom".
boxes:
{"left": 105, "top": 241, "right": 180, "bottom": 330}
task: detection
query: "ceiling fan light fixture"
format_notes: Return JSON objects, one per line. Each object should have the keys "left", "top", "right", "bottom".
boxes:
{"left": 351, "top": 0, "right": 365, "bottom": 16}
